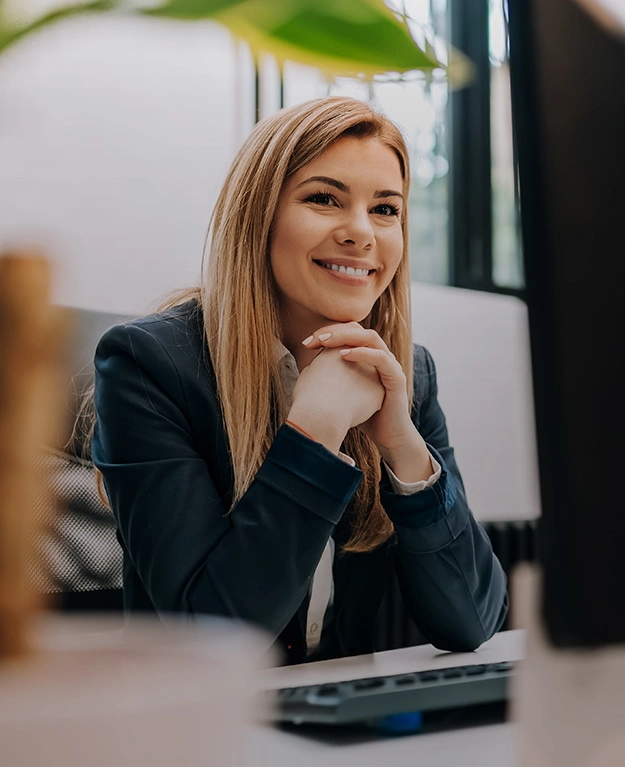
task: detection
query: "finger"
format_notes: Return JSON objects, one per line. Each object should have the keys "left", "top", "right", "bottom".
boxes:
{"left": 302, "top": 323, "right": 390, "bottom": 353}
{"left": 339, "top": 346, "right": 406, "bottom": 392}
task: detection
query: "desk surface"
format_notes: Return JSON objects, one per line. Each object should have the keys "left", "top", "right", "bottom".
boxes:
{"left": 247, "top": 629, "right": 524, "bottom": 767}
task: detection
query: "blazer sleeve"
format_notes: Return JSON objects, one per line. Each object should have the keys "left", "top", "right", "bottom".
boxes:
{"left": 92, "top": 322, "right": 362, "bottom": 637}
{"left": 380, "top": 346, "right": 509, "bottom": 652}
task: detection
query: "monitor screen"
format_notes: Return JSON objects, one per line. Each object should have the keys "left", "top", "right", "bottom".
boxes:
{"left": 508, "top": 0, "right": 625, "bottom": 646}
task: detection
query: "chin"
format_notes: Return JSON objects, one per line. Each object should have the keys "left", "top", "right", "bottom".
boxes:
{"left": 324, "top": 305, "right": 373, "bottom": 325}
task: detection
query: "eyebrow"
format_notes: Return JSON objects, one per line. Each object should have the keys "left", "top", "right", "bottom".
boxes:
{"left": 296, "top": 175, "right": 404, "bottom": 200}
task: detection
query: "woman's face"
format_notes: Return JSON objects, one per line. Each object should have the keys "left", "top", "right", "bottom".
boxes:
{"left": 269, "top": 136, "right": 405, "bottom": 338}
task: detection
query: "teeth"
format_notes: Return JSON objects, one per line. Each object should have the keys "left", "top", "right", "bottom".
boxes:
{"left": 324, "top": 263, "right": 370, "bottom": 277}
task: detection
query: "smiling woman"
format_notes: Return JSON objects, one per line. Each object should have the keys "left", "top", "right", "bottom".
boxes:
{"left": 91, "top": 97, "right": 508, "bottom": 664}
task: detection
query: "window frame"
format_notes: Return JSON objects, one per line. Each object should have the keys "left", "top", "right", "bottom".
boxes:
{"left": 449, "top": 0, "right": 524, "bottom": 299}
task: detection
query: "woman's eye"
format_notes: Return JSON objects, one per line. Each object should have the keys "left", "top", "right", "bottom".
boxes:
{"left": 305, "top": 192, "right": 336, "bottom": 206}
{"left": 372, "top": 203, "right": 400, "bottom": 217}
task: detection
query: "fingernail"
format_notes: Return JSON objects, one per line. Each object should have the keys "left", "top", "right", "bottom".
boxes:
{"left": 318, "top": 333, "right": 332, "bottom": 341}
{"left": 340, "top": 349, "right": 351, "bottom": 356}
{"left": 302, "top": 335, "right": 313, "bottom": 345}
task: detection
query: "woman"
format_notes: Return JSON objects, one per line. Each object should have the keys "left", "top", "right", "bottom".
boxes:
{"left": 93, "top": 96, "right": 507, "bottom": 664}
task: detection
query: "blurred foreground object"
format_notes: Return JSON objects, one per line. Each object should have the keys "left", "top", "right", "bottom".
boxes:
{"left": 512, "top": 566, "right": 625, "bottom": 766}
{"left": 0, "top": 256, "right": 272, "bottom": 765}
{"left": 0, "top": 254, "right": 65, "bottom": 660}
{"left": 0, "top": 615, "right": 271, "bottom": 767}
{"left": 0, "top": 0, "right": 471, "bottom": 85}
{"left": 574, "top": 0, "right": 625, "bottom": 36}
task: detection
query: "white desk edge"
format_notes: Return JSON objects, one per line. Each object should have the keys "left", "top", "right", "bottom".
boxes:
{"left": 259, "top": 628, "right": 525, "bottom": 691}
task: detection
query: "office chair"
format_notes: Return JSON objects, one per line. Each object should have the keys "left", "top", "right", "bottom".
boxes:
{"left": 28, "top": 307, "right": 129, "bottom": 613}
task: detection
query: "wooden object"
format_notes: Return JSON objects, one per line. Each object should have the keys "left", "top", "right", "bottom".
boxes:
{"left": 0, "top": 254, "right": 64, "bottom": 660}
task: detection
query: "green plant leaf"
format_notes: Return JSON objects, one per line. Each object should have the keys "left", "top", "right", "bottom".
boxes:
{"left": 142, "top": 0, "right": 242, "bottom": 19}
{"left": 144, "top": 0, "right": 443, "bottom": 76}
{"left": 0, "top": 1, "right": 116, "bottom": 56}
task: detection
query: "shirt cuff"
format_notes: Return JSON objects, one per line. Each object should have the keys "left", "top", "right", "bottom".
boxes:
{"left": 383, "top": 453, "right": 442, "bottom": 496}
{"left": 338, "top": 451, "right": 356, "bottom": 467}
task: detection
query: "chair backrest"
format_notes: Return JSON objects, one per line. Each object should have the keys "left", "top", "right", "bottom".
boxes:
{"left": 410, "top": 281, "right": 540, "bottom": 523}
{"left": 31, "top": 307, "right": 131, "bottom": 611}
{"left": 57, "top": 306, "right": 132, "bottom": 456}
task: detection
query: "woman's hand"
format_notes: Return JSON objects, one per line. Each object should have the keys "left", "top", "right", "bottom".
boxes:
{"left": 300, "top": 323, "right": 433, "bottom": 482}
{"left": 288, "top": 344, "right": 385, "bottom": 455}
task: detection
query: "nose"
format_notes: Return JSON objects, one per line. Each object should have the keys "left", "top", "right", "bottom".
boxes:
{"left": 334, "top": 208, "right": 375, "bottom": 250}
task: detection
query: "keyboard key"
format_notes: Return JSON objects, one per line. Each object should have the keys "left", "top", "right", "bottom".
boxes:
{"left": 442, "top": 668, "right": 463, "bottom": 678}
{"left": 353, "top": 678, "right": 385, "bottom": 690}
{"left": 394, "top": 675, "right": 418, "bottom": 686}
{"left": 316, "top": 685, "right": 339, "bottom": 696}
{"left": 465, "top": 665, "right": 487, "bottom": 675}
{"left": 493, "top": 662, "right": 514, "bottom": 672}
{"left": 418, "top": 671, "right": 441, "bottom": 682}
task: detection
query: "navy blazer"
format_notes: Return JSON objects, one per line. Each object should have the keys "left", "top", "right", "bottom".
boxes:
{"left": 93, "top": 300, "right": 507, "bottom": 664}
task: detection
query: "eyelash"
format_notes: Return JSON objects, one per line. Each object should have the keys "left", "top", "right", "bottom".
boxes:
{"left": 304, "top": 190, "right": 400, "bottom": 217}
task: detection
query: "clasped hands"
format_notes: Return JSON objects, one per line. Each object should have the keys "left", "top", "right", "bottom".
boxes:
{"left": 288, "top": 323, "right": 432, "bottom": 483}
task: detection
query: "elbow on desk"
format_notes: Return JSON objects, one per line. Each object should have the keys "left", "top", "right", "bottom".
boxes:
{"left": 428, "top": 626, "right": 493, "bottom": 654}
{"left": 430, "top": 631, "right": 490, "bottom": 654}
{"left": 426, "top": 596, "right": 509, "bottom": 653}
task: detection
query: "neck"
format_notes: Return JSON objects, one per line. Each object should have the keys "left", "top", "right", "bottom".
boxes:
{"left": 280, "top": 325, "right": 321, "bottom": 371}
{"left": 279, "top": 311, "right": 327, "bottom": 371}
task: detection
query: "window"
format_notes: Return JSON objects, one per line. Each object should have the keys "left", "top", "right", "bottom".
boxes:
{"left": 255, "top": 0, "right": 523, "bottom": 296}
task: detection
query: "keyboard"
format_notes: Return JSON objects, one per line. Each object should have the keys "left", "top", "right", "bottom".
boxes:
{"left": 271, "top": 660, "right": 516, "bottom": 726}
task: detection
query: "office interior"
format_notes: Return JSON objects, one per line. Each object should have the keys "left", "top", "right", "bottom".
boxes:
{"left": 0, "top": 1, "right": 623, "bottom": 765}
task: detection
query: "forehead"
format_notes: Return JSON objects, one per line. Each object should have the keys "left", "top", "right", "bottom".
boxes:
{"left": 289, "top": 137, "right": 404, "bottom": 189}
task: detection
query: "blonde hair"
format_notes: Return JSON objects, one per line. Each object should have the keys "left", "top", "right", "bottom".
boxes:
{"left": 200, "top": 97, "right": 414, "bottom": 553}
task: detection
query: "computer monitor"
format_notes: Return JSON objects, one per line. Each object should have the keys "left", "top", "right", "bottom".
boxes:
{"left": 508, "top": 0, "right": 625, "bottom": 647}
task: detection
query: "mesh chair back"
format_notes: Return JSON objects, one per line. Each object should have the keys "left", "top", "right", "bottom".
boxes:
{"left": 30, "top": 449, "right": 122, "bottom": 595}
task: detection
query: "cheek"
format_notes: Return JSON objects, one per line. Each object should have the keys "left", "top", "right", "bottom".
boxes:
{"left": 382, "top": 228, "right": 404, "bottom": 276}
{"left": 269, "top": 246, "right": 290, "bottom": 292}
{"left": 268, "top": 214, "right": 293, "bottom": 283}
{"left": 269, "top": 222, "right": 305, "bottom": 292}
{"left": 273, "top": 206, "right": 330, "bottom": 251}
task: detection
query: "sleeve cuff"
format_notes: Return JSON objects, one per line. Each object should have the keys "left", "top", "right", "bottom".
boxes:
{"left": 383, "top": 452, "right": 441, "bottom": 495}
{"left": 380, "top": 445, "right": 457, "bottom": 530}
{"left": 258, "top": 424, "right": 363, "bottom": 523}
{"left": 338, "top": 451, "right": 356, "bottom": 467}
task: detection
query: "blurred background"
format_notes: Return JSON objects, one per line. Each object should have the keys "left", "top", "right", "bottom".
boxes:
{"left": 0, "top": 0, "right": 522, "bottom": 313}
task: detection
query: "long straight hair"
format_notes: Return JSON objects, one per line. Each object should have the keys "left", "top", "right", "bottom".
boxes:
{"left": 201, "top": 97, "right": 414, "bottom": 553}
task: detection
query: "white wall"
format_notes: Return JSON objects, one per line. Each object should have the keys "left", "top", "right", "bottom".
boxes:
{"left": 0, "top": 14, "right": 540, "bottom": 522}
{"left": 0, "top": 15, "right": 248, "bottom": 314}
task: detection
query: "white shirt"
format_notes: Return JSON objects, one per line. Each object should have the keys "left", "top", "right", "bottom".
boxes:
{"left": 276, "top": 343, "right": 441, "bottom": 655}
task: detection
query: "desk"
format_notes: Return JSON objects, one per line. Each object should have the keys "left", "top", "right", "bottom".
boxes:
{"left": 246, "top": 629, "right": 524, "bottom": 767}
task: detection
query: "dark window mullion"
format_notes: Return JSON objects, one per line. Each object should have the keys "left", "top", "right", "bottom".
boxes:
{"left": 448, "top": 0, "right": 493, "bottom": 291}
{"left": 253, "top": 54, "right": 261, "bottom": 124}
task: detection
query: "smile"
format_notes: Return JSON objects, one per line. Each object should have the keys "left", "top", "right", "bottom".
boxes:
{"left": 314, "top": 261, "right": 374, "bottom": 278}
